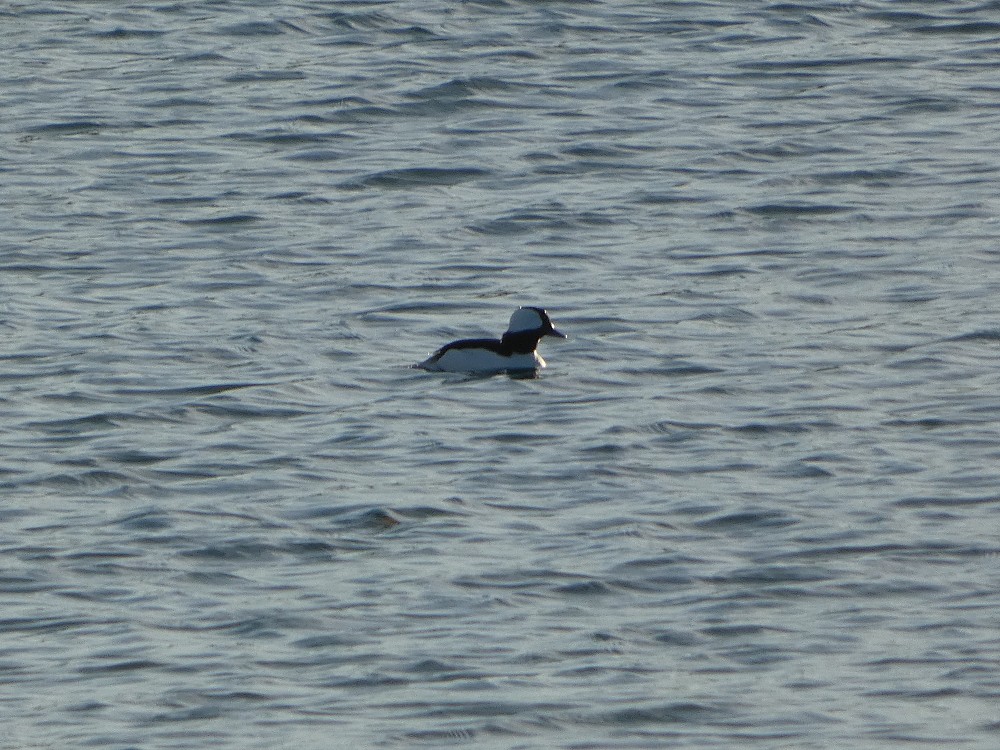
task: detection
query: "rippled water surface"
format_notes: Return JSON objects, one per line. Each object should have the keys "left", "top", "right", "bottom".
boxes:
{"left": 4, "top": 1, "right": 1000, "bottom": 747}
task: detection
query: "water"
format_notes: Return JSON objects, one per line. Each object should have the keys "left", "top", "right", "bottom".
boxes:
{"left": 3, "top": 1, "right": 1000, "bottom": 747}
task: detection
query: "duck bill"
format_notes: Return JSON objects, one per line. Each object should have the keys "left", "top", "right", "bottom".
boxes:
{"left": 549, "top": 328, "right": 567, "bottom": 339}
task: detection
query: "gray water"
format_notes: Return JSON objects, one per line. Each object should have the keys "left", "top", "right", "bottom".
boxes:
{"left": 4, "top": 1, "right": 1000, "bottom": 748}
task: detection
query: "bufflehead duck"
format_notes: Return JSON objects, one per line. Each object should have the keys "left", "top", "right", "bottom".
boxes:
{"left": 417, "top": 307, "right": 567, "bottom": 373}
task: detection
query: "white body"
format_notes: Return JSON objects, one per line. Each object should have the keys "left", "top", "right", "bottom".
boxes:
{"left": 419, "top": 348, "right": 545, "bottom": 373}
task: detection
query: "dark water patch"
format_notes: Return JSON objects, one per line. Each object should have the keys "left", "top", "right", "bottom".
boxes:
{"left": 265, "top": 190, "right": 331, "bottom": 203}
{"left": 398, "top": 505, "right": 466, "bottom": 521}
{"left": 321, "top": 103, "right": 400, "bottom": 124}
{"left": 480, "top": 431, "right": 558, "bottom": 446}
{"left": 407, "top": 76, "right": 540, "bottom": 100}
{"left": 912, "top": 21, "right": 1000, "bottom": 35}
{"left": 27, "top": 412, "right": 120, "bottom": 435}
{"left": 113, "top": 382, "right": 267, "bottom": 397}
{"left": 226, "top": 130, "right": 334, "bottom": 146}
{"left": 191, "top": 402, "right": 309, "bottom": 420}
{"left": 396, "top": 96, "right": 509, "bottom": 118}
{"left": 147, "top": 705, "right": 225, "bottom": 724}
{"left": 396, "top": 726, "right": 507, "bottom": 744}
{"left": 148, "top": 96, "right": 215, "bottom": 109}
{"left": 694, "top": 509, "right": 798, "bottom": 530}
{"left": 225, "top": 70, "right": 307, "bottom": 83}
{"left": 197, "top": 612, "right": 314, "bottom": 637}
{"left": 945, "top": 329, "right": 1000, "bottom": 344}
{"left": 736, "top": 56, "right": 920, "bottom": 72}
{"left": 553, "top": 580, "right": 615, "bottom": 596}
{"left": 113, "top": 509, "right": 173, "bottom": 531}
{"left": 0, "top": 617, "right": 103, "bottom": 634}
{"left": 578, "top": 441, "right": 627, "bottom": 458}
{"left": 220, "top": 21, "right": 288, "bottom": 37}
{"left": 151, "top": 194, "right": 220, "bottom": 206}
{"left": 772, "top": 543, "right": 927, "bottom": 562}
{"left": 773, "top": 462, "right": 834, "bottom": 479}
{"left": 59, "top": 585, "right": 139, "bottom": 602}
{"left": 659, "top": 363, "right": 725, "bottom": 377}
{"left": 636, "top": 190, "right": 708, "bottom": 205}
{"left": 814, "top": 168, "right": 911, "bottom": 186}
{"left": 292, "top": 633, "right": 365, "bottom": 649}
{"left": 27, "top": 469, "right": 133, "bottom": 491}
{"left": 608, "top": 70, "right": 686, "bottom": 91}
{"left": 341, "top": 166, "right": 490, "bottom": 190}
{"left": 611, "top": 554, "right": 704, "bottom": 577}
{"left": 662, "top": 461, "right": 760, "bottom": 476}
{"left": 148, "top": 466, "right": 226, "bottom": 482}
{"left": 394, "top": 664, "right": 489, "bottom": 686}
{"left": 180, "top": 214, "right": 261, "bottom": 226}
{"left": 879, "top": 289, "right": 940, "bottom": 304}
{"left": 888, "top": 96, "right": 962, "bottom": 115}
{"left": 331, "top": 507, "right": 405, "bottom": 531}
{"left": 175, "top": 50, "right": 229, "bottom": 63}
{"left": 882, "top": 417, "right": 953, "bottom": 429}
{"left": 866, "top": 655, "right": 965, "bottom": 670}
{"left": 653, "top": 628, "right": 702, "bottom": 647}
{"left": 398, "top": 699, "right": 577, "bottom": 720}
{"left": 180, "top": 540, "right": 281, "bottom": 561}
{"left": 407, "top": 658, "right": 464, "bottom": 675}
{"left": 686, "top": 305, "right": 755, "bottom": 322}
{"left": 561, "top": 142, "right": 654, "bottom": 159}
{"left": 704, "top": 565, "right": 831, "bottom": 585}
{"left": 674, "top": 265, "right": 756, "bottom": 280}
{"left": 454, "top": 569, "right": 592, "bottom": 592}
{"left": 533, "top": 160, "right": 652, "bottom": 177}
{"left": 63, "top": 547, "right": 142, "bottom": 562}
{"left": 863, "top": 687, "right": 963, "bottom": 701}
{"left": 78, "top": 659, "right": 161, "bottom": 675}
{"left": 362, "top": 300, "right": 478, "bottom": 317}
{"left": 29, "top": 120, "right": 104, "bottom": 135}
{"left": 0, "top": 506, "right": 33, "bottom": 522}
{"left": 590, "top": 701, "right": 728, "bottom": 726}
{"left": 284, "top": 149, "right": 345, "bottom": 162}
{"left": 469, "top": 213, "right": 574, "bottom": 235}
{"left": 729, "top": 422, "right": 814, "bottom": 436}
{"left": 183, "top": 571, "right": 247, "bottom": 586}
{"left": 739, "top": 140, "right": 846, "bottom": 160}
{"left": 468, "top": 207, "right": 616, "bottom": 235}
{"left": 0, "top": 574, "right": 58, "bottom": 594}
{"left": 104, "top": 450, "right": 170, "bottom": 466}
{"left": 836, "top": 580, "right": 945, "bottom": 598}
{"left": 895, "top": 495, "right": 1000, "bottom": 508}
{"left": 321, "top": 10, "right": 411, "bottom": 32}
{"left": 863, "top": 10, "right": 943, "bottom": 25}
{"left": 298, "top": 94, "right": 372, "bottom": 109}
{"left": 178, "top": 507, "right": 280, "bottom": 528}
{"left": 477, "top": 47, "right": 543, "bottom": 62}
{"left": 93, "top": 27, "right": 165, "bottom": 39}
{"left": 613, "top": 419, "right": 721, "bottom": 435}
{"left": 701, "top": 623, "right": 791, "bottom": 638}
{"left": 745, "top": 203, "right": 849, "bottom": 218}
{"left": 612, "top": 571, "right": 696, "bottom": 592}
{"left": 284, "top": 539, "right": 340, "bottom": 559}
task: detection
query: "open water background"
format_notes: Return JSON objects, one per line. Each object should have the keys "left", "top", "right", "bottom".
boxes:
{"left": 4, "top": 1, "right": 1000, "bottom": 747}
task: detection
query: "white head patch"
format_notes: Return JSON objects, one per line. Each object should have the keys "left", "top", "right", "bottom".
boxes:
{"left": 506, "top": 307, "right": 545, "bottom": 334}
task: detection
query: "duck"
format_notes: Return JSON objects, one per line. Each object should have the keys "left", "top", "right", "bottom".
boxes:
{"left": 416, "top": 307, "right": 566, "bottom": 373}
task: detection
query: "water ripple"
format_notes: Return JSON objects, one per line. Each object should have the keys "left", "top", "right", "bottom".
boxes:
{"left": 5, "top": 1, "right": 1000, "bottom": 747}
